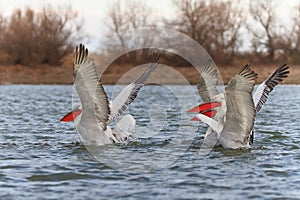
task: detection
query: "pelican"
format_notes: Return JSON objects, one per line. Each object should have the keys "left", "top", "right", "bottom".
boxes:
{"left": 188, "top": 62, "right": 289, "bottom": 149}
{"left": 61, "top": 44, "right": 159, "bottom": 145}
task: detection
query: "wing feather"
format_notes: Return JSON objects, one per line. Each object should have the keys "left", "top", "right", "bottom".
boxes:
{"left": 74, "top": 44, "right": 110, "bottom": 131}
{"left": 253, "top": 64, "right": 289, "bottom": 112}
{"left": 197, "top": 60, "right": 220, "bottom": 102}
{"left": 220, "top": 64, "right": 257, "bottom": 147}
{"left": 109, "top": 51, "right": 160, "bottom": 122}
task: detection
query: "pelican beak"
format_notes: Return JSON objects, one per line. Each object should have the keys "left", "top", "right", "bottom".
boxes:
{"left": 187, "top": 102, "right": 221, "bottom": 121}
{"left": 60, "top": 107, "right": 82, "bottom": 122}
{"left": 187, "top": 102, "right": 221, "bottom": 113}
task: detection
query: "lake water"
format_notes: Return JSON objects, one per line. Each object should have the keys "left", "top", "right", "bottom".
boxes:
{"left": 0, "top": 85, "right": 299, "bottom": 199}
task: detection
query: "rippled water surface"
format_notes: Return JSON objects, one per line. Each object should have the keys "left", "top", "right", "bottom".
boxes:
{"left": 0, "top": 85, "right": 300, "bottom": 199}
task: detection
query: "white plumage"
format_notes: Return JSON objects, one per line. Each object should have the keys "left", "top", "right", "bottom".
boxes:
{"left": 190, "top": 62, "right": 289, "bottom": 149}
{"left": 62, "top": 44, "right": 159, "bottom": 145}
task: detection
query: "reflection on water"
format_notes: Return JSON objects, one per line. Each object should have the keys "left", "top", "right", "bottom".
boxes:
{"left": 0, "top": 85, "right": 299, "bottom": 199}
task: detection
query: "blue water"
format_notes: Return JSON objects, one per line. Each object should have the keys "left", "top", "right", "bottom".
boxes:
{"left": 0, "top": 85, "right": 300, "bottom": 199}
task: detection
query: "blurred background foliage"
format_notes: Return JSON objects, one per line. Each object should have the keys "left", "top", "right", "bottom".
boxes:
{"left": 0, "top": 0, "right": 299, "bottom": 67}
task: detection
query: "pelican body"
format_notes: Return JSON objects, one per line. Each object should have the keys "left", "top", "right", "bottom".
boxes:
{"left": 61, "top": 44, "right": 159, "bottom": 145}
{"left": 189, "top": 61, "right": 289, "bottom": 149}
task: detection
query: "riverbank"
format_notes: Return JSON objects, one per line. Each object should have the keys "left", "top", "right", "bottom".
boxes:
{"left": 0, "top": 63, "right": 298, "bottom": 85}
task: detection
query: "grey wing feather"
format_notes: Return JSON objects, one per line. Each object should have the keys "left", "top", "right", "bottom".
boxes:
{"left": 197, "top": 60, "right": 220, "bottom": 102}
{"left": 109, "top": 51, "right": 160, "bottom": 122}
{"left": 74, "top": 44, "right": 110, "bottom": 131}
{"left": 253, "top": 64, "right": 289, "bottom": 113}
{"left": 221, "top": 63, "right": 257, "bottom": 146}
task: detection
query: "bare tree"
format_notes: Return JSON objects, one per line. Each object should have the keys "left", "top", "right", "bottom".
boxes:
{"left": 164, "top": 0, "right": 243, "bottom": 65}
{"left": 104, "top": 0, "right": 155, "bottom": 64}
{"left": 0, "top": 12, "right": 10, "bottom": 64}
{"left": 1, "top": 8, "right": 39, "bottom": 65}
{"left": 205, "top": 1, "right": 243, "bottom": 64}
{"left": 0, "top": 13, "right": 4, "bottom": 33}
{"left": 288, "top": 4, "right": 300, "bottom": 64}
{"left": 106, "top": 2, "right": 128, "bottom": 54}
{"left": 38, "top": 5, "right": 82, "bottom": 65}
{"left": 168, "top": 0, "right": 209, "bottom": 46}
{"left": 246, "top": 0, "right": 300, "bottom": 64}
{"left": 248, "top": 0, "right": 283, "bottom": 61}
{"left": 0, "top": 6, "right": 82, "bottom": 66}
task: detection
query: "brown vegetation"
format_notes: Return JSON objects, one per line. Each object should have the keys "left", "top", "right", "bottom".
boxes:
{"left": 248, "top": 1, "right": 300, "bottom": 64}
{"left": 0, "top": 1, "right": 299, "bottom": 85}
{"left": 104, "top": 0, "right": 300, "bottom": 66}
{"left": 0, "top": 6, "right": 82, "bottom": 66}
{"left": 0, "top": 62, "right": 298, "bottom": 85}
{"left": 165, "top": 0, "right": 242, "bottom": 65}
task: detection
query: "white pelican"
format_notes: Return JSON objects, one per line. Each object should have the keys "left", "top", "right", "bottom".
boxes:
{"left": 188, "top": 62, "right": 289, "bottom": 149}
{"left": 61, "top": 44, "right": 159, "bottom": 145}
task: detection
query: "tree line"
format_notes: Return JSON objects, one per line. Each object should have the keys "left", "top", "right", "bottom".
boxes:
{"left": 0, "top": 0, "right": 299, "bottom": 67}
{"left": 0, "top": 6, "right": 82, "bottom": 66}
{"left": 105, "top": 0, "right": 300, "bottom": 66}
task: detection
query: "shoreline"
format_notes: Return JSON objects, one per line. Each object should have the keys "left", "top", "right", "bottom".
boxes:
{"left": 0, "top": 64, "right": 299, "bottom": 85}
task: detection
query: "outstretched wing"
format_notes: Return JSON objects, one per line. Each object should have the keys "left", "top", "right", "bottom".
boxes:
{"left": 109, "top": 51, "right": 160, "bottom": 122}
{"left": 253, "top": 64, "right": 289, "bottom": 113}
{"left": 74, "top": 44, "right": 110, "bottom": 131}
{"left": 220, "top": 64, "right": 257, "bottom": 147}
{"left": 197, "top": 60, "right": 220, "bottom": 102}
